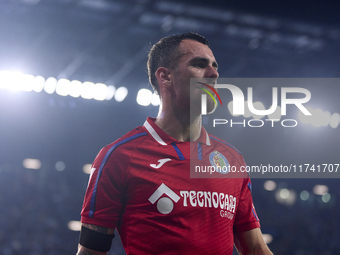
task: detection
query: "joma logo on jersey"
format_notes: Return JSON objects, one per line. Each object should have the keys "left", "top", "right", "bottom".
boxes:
{"left": 149, "top": 183, "right": 236, "bottom": 219}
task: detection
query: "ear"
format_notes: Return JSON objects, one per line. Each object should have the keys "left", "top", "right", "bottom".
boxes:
{"left": 155, "top": 67, "right": 172, "bottom": 88}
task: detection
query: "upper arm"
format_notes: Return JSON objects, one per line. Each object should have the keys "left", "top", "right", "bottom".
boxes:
{"left": 234, "top": 228, "right": 273, "bottom": 255}
{"left": 81, "top": 144, "right": 127, "bottom": 229}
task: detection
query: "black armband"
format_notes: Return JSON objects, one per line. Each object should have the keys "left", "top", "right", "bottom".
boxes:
{"left": 79, "top": 225, "right": 115, "bottom": 252}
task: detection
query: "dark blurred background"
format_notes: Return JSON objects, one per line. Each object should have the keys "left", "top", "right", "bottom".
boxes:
{"left": 0, "top": 0, "right": 339, "bottom": 254}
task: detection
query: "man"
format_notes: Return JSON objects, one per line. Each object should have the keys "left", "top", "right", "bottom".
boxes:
{"left": 77, "top": 33, "right": 272, "bottom": 255}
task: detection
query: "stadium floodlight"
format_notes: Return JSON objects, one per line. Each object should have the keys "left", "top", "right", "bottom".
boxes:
{"left": 44, "top": 77, "right": 57, "bottom": 94}
{"left": 82, "top": 164, "right": 92, "bottom": 174}
{"left": 93, "top": 83, "right": 108, "bottom": 101}
{"left": 251, "top": 101, "right": 266, "bottom": 119}
{"left": 81, "top": 81, "right": 95, "bottom": 99}
{"left": 115, "top": 86, "right": 128, "bottom": 102}
{"left": 330, "top": 113, "right": 340, "bottom": 129}
{"left": 299, "top": 107, "right": 338, "bottom": 128}
{"left": 313, "top": 185, "right": 329, "bottom": 195}
{"left": 263, "top": 180, "right": 277, "bottom": 191}
{"left": 228, "top": 101, "right": 241, "bottom": 117}
{"left": 262, "top": 234, "right": 273, "bottom": 244}
{"left": 55, "top": 161, "right": 66, "bottom": 171}
{"left": 321, "top": 193, "right": 331, "bottom": 203}
{"left": 0, "top": 70, "right": 8, "bottom": 89}
{"left": 33, "top": 76, "right": 45, "bottom": 93}
{"left": 267, "top": 106, "right": 281, "bottom": 122}
{"left": 243, "top": 101, "right": 252, "bottom": 118}
{"left": 151, "top": 92, "right": 160, "bottom": 106}
{"left": 311, "top": 108, "right": 325, "bottom": 127}
{"left": 0, "top": 71, "right": 23, "bottom": 91}
{"left": 105, "top": 85, "right": 116, "bottom": 100}
{"left": 21, "top": 74, "right": 35, "bottom": 92}
{"left": 275, "top": 188, "right": 297, "bottom": 205}
{"left": 136, "top": 88, "right": 152, "bottom": 106}
{"left": 22, "top": 158, "right": 42, "bottom": 170}
{"left": 0, "top": 70, "right": 125, "bottom": 102}
{"left": 300, "top": 190, "right": 310, "bottom": 201}
{"left": 69, "top": 80, "right": 82, "bottom": 98}
{"left": 68, "top": 221, "right": 82, "bottom": 231}
{"left": 298, "top": 107, "right": 312, "bottom": 124}
{"left": 56, "top": 78, "right": 71, "bottom": 96}
{"left": 321, "top": 111, "right": 331, "bottom": 127}
{"left": 279, "top": 188, "right": 290, "bottom": 199}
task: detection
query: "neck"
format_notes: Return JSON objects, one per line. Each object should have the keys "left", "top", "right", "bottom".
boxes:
{"left": 155, "top": 104, "right": 202, "bottom": 142}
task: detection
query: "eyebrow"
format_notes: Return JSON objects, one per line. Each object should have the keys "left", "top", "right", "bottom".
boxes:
{"left": 191, "top": 57, "right": 218, "bottom": 69}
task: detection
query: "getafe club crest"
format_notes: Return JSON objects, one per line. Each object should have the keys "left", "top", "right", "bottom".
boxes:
{"left": 209, "top": 151, "right": 230, "bottom": 174}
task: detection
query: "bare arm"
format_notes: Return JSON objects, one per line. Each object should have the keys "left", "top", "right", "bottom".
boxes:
{"left": 76, "top": 224, "right": 115, "bottom": 255}
{"left": 234, "top": 228, "right": 273, "bottom": 255}
{"left": 76, "top": 244, "right": 107, "bottom": 255}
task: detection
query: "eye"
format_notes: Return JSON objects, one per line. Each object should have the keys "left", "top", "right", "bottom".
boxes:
{"left": 194, "top": 62, "right": 205, "bottom": 68}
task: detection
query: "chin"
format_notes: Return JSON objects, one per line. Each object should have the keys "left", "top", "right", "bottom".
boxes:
{"left": 206, "top": 98, "right": 217, "bottom": 114}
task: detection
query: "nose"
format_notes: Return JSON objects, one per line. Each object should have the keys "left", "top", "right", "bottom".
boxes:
{"left": 206, "top": 65, "right": 219, "bottom": 79}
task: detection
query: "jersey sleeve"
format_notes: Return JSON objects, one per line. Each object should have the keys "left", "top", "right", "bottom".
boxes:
{"left": 81, "top": 143, "right": 128, "bottom": 229}
{"left": 233, "top": 177, "right": 261, "bottom": 233}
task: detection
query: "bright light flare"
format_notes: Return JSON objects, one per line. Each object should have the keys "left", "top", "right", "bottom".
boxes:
{"left": 82, "top": 164, "right": 92, "bottom": 174}
{"left": 22, "top": 158, "right": 42, "bottom": 170}
{"left": 267, "top": 106, "right": 281, "bottom": 122}
{"left": 322, "top": 193, "right": 331, "bottom": 203}
{"left": 0, "top": 71, "right": 24, "bottom": 91}
{"left": 264, "top": 180, "right": 277, "bottom": 191}
{"left": 136, "top": 88, "right": 153, "bottom": 106}
{"left": 262, "top": 234, "right": 273, "bottom": 244}
{"left": 299, "top": 107, "right": 338, "bottom": 128}
{"left": 330, "top": 113, "right": 340, "bottom": 129}
{"left": 44, "top": 77, "right": 57, "bottom": 94}
{"left": 251, "top": 101, "right": 266, "bottom": 119}
{"left": 21, "top": 74, "right": 35, "bottom": 92}
{"left": 105, "top": 85, "right": 116, "bottom": 100}
{"left": 94, "top": 83, "right": 108, "bottom": 101}
{"left": 33, "top": 76, "right": 45, "bottom": 92}
{"left": 300, "top": 190, "right": 310, "bottom": 201}
{"left": 313, "top": 185, "right": 328, "bottom": 195}
{"left": 55, "top": 161, "right": 66, "bottom": 171}
{"left": 151, "top": 93, "right": 160, "bottom": 106}
{"left": 56, "top": 78, "right": 71, "bottom": 96}
{"left": 275, "top": 188, "right": 296, "bottom": 205}
{"left": 81, "top": 81, "right": 95, "bottom": 99}
{"left": 311, "top": 109, "right": 325, "bottom": 127}
{"left": 0, "top": 71, "right": 123, "bottom": 101}
{"left": 115, "top": 87, "right": 128, "bottom": 102}
{"left": 68, "top": 221, "right": 82, "bottom": 231}
{"left": 69, "top": 80, "right": 82, "bottom": 98}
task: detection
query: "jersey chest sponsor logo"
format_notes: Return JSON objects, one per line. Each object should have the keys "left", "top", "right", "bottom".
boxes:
{"left": 148, "top": 183, "right": 236, "bottom": 219}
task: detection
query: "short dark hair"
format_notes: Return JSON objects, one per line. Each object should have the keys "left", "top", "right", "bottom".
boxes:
{"left": 147, "top": 32, "right": 210, "bottom": 95}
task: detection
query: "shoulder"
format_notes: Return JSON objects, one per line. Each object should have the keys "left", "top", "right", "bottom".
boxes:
{"left": 208, "top": 133, "right": 243, "bottom": 156}
{"left": 95, "top": 126, "right": 149, "bottom": 162}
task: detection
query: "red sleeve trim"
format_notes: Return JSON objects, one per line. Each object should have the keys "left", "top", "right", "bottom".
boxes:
{"left": 81, "top": 216, "right": 116, "bottom": 229}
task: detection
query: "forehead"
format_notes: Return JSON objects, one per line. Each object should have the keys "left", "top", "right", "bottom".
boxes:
{"left": 178, "top": 39, "right": 216, "bottom": 62}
